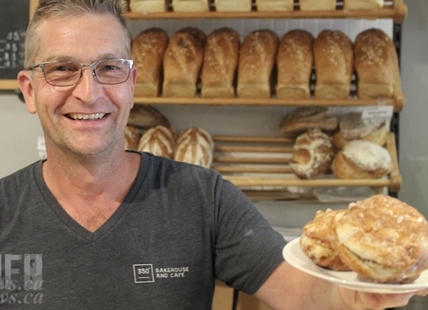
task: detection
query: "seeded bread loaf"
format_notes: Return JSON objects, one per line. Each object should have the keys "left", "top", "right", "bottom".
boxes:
{"left": 131, "top": 28, "right": 168, "bottom": 97}
{"left": 201, "top": 28, "right": 240, "bottom": 98}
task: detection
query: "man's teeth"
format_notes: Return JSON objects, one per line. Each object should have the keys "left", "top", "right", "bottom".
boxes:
{"left": 69, "top": 113, "right": 106, "bottom": 120}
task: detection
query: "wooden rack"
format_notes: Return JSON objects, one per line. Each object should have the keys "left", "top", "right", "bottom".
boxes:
{"left": 125, "top": 0, "right": 407, "bottom": 24}
{"left": 210, "top": 132, "right": 402, "bottom": 199}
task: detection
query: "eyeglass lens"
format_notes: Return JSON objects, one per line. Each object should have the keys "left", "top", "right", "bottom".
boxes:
{"left": 42, "top": 59, "right": 131, "bottom": 86}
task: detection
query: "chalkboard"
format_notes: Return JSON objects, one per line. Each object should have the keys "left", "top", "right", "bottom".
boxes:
{"left": 0, "top": 0, "right": 39, "bottom": 90}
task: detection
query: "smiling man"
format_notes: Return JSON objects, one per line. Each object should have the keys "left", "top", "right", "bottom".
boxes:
{"left": 0, "top": 0, "right": 426, "bottom": 309}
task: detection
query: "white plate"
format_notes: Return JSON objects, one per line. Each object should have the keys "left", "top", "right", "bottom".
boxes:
{"left": 283, "top": 238, "right": 428, "bottom": 293}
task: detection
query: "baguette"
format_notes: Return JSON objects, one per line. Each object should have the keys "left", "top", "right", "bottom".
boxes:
{"left": 237, "top": 29, "right": 279, "bottom": 98}
{"left": 163, "top": 27, "right": 207, "bottom": 98}
{"left": 354, "top": 28, "right": 398, "bottom": 99}
{"left": 314, "top": 30, "right": 354, "bottom": 99}
{"left": 201, "top": 28, "right": 240, "bottom": 98}
{"left": 276, "top": 29, "right": 314, "bottom": 99}
{"left": 131, "top": 28, "right": 168, "bottom": 97}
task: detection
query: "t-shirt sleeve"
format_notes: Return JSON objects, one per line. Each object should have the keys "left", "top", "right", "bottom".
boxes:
{"left": 213, "top": 176, "right": 287, "bottom": 295}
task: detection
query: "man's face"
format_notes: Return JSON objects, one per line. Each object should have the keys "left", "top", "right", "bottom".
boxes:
{"left": 18, "top": 13, "right": 137, "bottom": 158}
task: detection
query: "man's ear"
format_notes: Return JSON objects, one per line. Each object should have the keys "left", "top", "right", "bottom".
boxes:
{"left": 17, "top": 70, "right": 37, "bottom": 114}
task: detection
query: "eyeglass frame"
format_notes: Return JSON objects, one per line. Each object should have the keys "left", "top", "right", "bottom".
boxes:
{"left": 27, "top": 58, "right": 134, "bottom": 87}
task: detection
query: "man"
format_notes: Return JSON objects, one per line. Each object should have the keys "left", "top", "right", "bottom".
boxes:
{"left": 0, "top": 0, "right": 425, "bottom": 308}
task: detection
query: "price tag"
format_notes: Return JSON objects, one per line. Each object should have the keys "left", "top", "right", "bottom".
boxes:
{"left": 361, "top": 106, "right": 393, "bottom": 120}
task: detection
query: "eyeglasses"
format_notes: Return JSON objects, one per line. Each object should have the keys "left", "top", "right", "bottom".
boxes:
{"left": 27, "top": 59, "right": 133, "bottom": 87}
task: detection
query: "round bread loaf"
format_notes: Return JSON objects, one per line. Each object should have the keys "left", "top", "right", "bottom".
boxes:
{"left": 173, "top": 127, "right": 214, "bottom": 168}
{"left": 332, "top": 140, "right": 391, "bottom": 179}
{"left": 334, "top": 194, "right": 428, "bottom": 283}
{"left": 279, "top": 107, "right": 338, "bottom": 138}
{"left": 332, "top": 112, "right": 388, "bottom": 148}
{"left": 124, "top": 125, "right": 141, "bottom": 151}
{"left": 138, "top": 125, "right": 176, "bottom": 158}
{"left": 300, "top": 208, "right": 350, "bottom": 271}
{"left": 290, "top": 129, "right": 335, "bottom": 179}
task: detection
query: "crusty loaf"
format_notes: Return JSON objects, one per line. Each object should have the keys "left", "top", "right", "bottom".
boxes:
{"left": 173, "top": 127, "right": 214, "bottom": 168}
{"left": 299, "top": 0, "right": 337, "bottom": 10}
{"left": 332, "top": 112, "right": 388, "bottom": 148}
{"left": 276, "top": 29, "right": 314, "bottom": 99}
{"left": 172, "top": 0, "right": 209, "bottom": 12}
{"left": 279, "top": 107, "right": 338, "bottom": 138}
{"left": 201, "top": 28, "right": 240, "bottom": 98}
{"left": 163, "top": 27, "right": 207, "bottom": 98}
{"left": 343, "top": 0, "right": 383, "bottom": 10}
{"left": 256, "top": 0, "right": 294, "bottom": 11}
{"left": 215, "top": 0, "right": 252, "bottom": 11}
{"left": 131, "top": 28, "right": 168, "bottom": 97}
{"left": 138, "top": 125, "right": 176, "bottom": 158}
{"left": 354, "top": 28, "right": 398, "bottom": 99}
{"left": 290, "top": 129, "right": 335, "bottom": 179}
{"left": 237, "top": 29, "right": 279, "bottom": 98}
{"left": 128, "top": 105, "right": 170, "bottom": 130}
{"left": 332, "top": 140, "right": 392, "bottom": 179}
{"left": 129, "top": 0, "right": 168, "bottom": 13}
{"left": 314, "top": 30, "right": 354, "bottom": 99}
{"left": 125, "top": 125, "right": 141, "bottom": 151}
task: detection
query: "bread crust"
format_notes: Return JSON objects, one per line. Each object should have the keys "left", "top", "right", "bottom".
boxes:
{"left": 299, "top": 0, "right": 337, "bottom": 10}
{"left": 276, "top": 29, "right": 314, "bottom": 99}
{"left": 201, "top": 28, "right": 240, "bottom": 98}
{"left": 138, "top": 125, "right": 176, "bottom": 158}
{"left": 354, "top": 28, "right": 398, "bottom": 99}
{"left": 237, "top": 29, "right": 279, "bottom": 99}
{"left": 343, "top": 0, "right": 383, "bottom": 10}
{"left": 334, "top": 194, "right": 428, "bottom": 283}
{"left": 314, "top": 30, "right": 354, "bottom": 99}
{"left": 163, "top": 27, "right": 207, "bottom": 98}
{"left": 173, "top": 127, "right": 214, "bottom": 168}
{"left": 128, "top": 105, "right": 170, "bottom": 130}
{"left": 131, "top": 28, "right": 169, "bottom": 97}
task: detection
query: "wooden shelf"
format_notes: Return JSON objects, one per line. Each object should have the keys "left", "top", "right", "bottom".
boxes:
{"left": 210, "top": 132, "right": 402, "bottom": 196}
{"left": 125, "top": 0, "right": 407, "bottom": 24}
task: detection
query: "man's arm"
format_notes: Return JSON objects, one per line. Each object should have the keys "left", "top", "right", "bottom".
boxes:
{"left": 254, "top": 261, "right": 428, "bottom": 310}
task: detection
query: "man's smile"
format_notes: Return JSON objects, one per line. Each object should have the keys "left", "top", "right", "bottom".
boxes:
{"left": 66, "top": 113, "right": 107, "bottom": 121}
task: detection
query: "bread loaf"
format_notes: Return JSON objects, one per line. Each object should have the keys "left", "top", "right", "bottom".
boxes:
{"left": 299, "top": 0, "right": 336, "bottom": 10}
{"left": 201, "top": 28, "right": 240, "bottom": 98}
{"left": 138, "top": 125, "right": 176, "bottom": 158}
{"left": 332, "top": 112, "right": 388, "bottom": 148}
{"left": 314, "top": 30, "right": 354, "bottom": 99}
{"left": 215, "top": 0, "right": 252, "bottom": 11}
{"left": 125, "top": 125, "right": 141, "bottom": 151}
{"left": 237, "top": 30, "right": 279, "bottom": 98}
{"left": 276, "top": 29, "right": 314, "bottom": 99}
{"left": 343, "top": 0, "right": 383, "bottom": 10}
{"left": 290, "top": 129, "right": 335, "bottom": 179}
{"left": 256, "top": 0, "right": 294, "bottom": 11}
{"left": 173, "top": 127, "right": 214, "bottom": 168}
{"left": 354, "top": 28, "right": 398, "bottom": 100}
{"left": 128, "top": 105, "right": 170, "bottom": 130}
{"left": 131, "top": 28, "right": 168, "bottom": 97}
{"left": 172, "top": 0, "right": 209, "bottom": 12}
{"left": 129, "top": 0, "right": 168, "bottom": 13}
{"left": 279, "top": 107, "right": 338, "bottom": 138}
{"left": 163, "top": 27, "right": 207, "bottom": 98}
{"left": 332, "top": 140, "right": 392, "bottom": 179}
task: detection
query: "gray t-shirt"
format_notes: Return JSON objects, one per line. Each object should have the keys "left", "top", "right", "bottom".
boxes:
{"left": 0, "top": 152, "right": 286, "bottom": 309}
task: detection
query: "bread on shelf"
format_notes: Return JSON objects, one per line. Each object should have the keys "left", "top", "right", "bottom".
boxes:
{"left": 214, "top": 0, "right": 252, "bottom": 12}
{"left": 138, "top": 125, "right": 176, "bottom": 158}
{"left": 237, "top": 29, "right": 279, "bottom": 98}
{"left": 314, "top": 30, "right": 354, "bottom": 99}
{"left": 276, "top": 29, "right": 314, "bottom": 99}
{"left": 201, "top": 28, "right": 240, "bottom": 98}
{"left": 125, "top": 125, "right": 141, "bottom": 151}
{"left": 172, "top": 0, "right": 209, "bottom": 12}
{"left": 129, "top": 0, "right": 168, "bottom": 13}
{"left": 354, "top": 28, "right": 399, "bottom": 100}
{"left": 343, "top": 0, "right": 383, "bottom": 10}
{"left": 256, "top": 0, "right": 294, "bottom": 11}
{"left": 128, "top": 105, "right": 170, "bottom": 130}
{"left": 299, "top": 0, "right": 337, "bottom": 11}
{"left": 131, "top": 28, "right": 169, "bottom": 97}
{"left": 163, "top": 27, "right": 207, "bottom": 98}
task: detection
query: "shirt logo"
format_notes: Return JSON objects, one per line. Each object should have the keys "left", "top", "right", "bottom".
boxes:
{"left": 133, "top": 264, "right": 190, "bottom": 284}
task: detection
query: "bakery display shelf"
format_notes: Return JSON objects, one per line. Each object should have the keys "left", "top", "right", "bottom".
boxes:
{"left": 210, "top": 132, "right": 402, "bottom": 198}
{"left": 133, "top": 96, "right": 404, "bottom": 112}
{"left": 125, "top": 0, "right": 407, "bottom": 24}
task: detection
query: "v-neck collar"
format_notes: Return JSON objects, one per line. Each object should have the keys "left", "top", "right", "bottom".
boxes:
{"left": 34, "top": 152, "right": 149, "bottom": 242}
